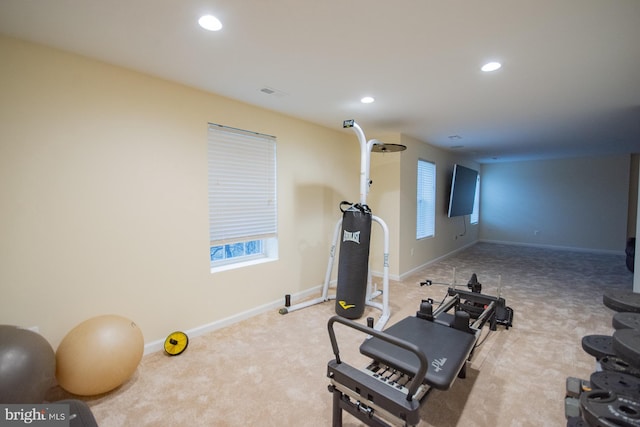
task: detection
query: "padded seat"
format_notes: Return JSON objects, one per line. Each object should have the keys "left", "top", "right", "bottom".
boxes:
{"left": 360, "top": 316, "right": 477, "bottom": 390}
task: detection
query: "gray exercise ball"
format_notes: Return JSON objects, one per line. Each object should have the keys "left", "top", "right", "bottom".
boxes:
{"left": 0, "top": 325, "right": 56, "bottom": 403}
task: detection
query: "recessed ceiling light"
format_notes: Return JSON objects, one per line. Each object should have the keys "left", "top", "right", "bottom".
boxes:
{"left": 481, "top": 61, "right": 502, "bottom": 72}
{"left": 361, "top": 96, "right": 375, "bottom": 104}
{"left": 198, "top": 15, "right": 222, "bottom": 31}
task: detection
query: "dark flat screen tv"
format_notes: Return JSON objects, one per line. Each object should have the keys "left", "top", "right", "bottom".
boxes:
{"left": 447, "top": 164, "right": 478, "bottom": 217}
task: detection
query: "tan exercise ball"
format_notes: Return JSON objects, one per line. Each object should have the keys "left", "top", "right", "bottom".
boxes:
{"left": 56, "top": 314, "right": 144, "bottom": 396}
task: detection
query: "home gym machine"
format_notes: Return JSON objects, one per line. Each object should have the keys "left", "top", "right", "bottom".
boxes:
{"left": 279, "top": 120, "right": 405, "bottom": 330}
{"left": 327, "top": 273, "right": 513, "bottom": 427}
{"left": 421, "top": 269, "right": 514, "bottom": 330}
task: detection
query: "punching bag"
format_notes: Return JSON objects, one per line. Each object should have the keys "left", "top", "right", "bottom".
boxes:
{"left": 335, "top": 202, "right": 372, "bottom": 319}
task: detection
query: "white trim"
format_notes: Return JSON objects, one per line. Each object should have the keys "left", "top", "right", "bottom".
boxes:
{"left": 478, "top": 239, "right": 625, "bottom": 256}
{"left": 368, "top": 269, "right": 401, "bottom": 282}
{"left": 416, "top": 159, "right": 436, "bottom": 239}
{"left": 143, "top": 285, "right": 323, "bottom": 355}
{"left": 210, "top": 254, "right": 277, "bottom": 273}
{"left": 147, "top": 238, "right": 621, "bottom": 354}
{"left": 397, "top": 242, "right": 478, "bottom": 281}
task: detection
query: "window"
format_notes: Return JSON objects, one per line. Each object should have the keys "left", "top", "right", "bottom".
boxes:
{"left": 416, "top": 160, "right": 436, "bottom": 239}
{"left": 207, "top": 123, "right": 278, "bottom": 271}
{"left": 470, "top": 175, "right": 480, "bottom": 224}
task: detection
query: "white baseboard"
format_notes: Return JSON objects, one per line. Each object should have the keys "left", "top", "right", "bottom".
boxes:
{"left": 479, "top": 239, "right": 625, "bottom": 256}
{"left": 146, "top": 239, "right": 622, "bottom": 354}
{"left": 143, "top": 285, "right": 324, "bottom": 355}
{"left": 398, "top": 241, "right": 478, "bottom": 281}
{"left": 367, "top": 270, "right": 401, "bottom": 282}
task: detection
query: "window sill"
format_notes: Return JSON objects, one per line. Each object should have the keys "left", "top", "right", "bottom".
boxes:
{"left": 210, "top": 255, "right": 277, "bottom": 274}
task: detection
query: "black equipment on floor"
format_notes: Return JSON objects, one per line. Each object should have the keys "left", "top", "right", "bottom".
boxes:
{"left": 603, "top": 289, "right": 640, "bottom": 314}
{"left": 58, "top": 400, "right": 98, "bottom": 427}
{"left": 566, "top": 288, "right": 640, "bottom": 426}
{"left": 419, "top": 272, "right": 513, "bottom": 329}
{"left": 613, "top": 312, "right": 640, "bottom": 331}
{"left": 327, "top": 281, "right": 513, "bottom": 427}
{"left": 627, "top": 237, "right": 635, "bottom": 273}
{"left": 334, "top": 202, "right": 372, "bottom": 319}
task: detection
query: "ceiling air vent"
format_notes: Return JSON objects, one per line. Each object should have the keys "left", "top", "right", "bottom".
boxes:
{"left": 259, "top": 86, "right": 288, "bottom": 97}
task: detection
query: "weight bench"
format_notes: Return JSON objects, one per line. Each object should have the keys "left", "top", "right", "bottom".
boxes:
{"left": 327, "top": 286, "right": 513, "bottom": 427}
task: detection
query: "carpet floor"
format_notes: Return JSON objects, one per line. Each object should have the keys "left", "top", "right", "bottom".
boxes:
{"left": 46, "top": 242, "right": 633, "bottom": 426}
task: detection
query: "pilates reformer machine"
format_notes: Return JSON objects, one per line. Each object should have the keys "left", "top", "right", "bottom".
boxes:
{"left": 327, "top": 273, "right": 514, "bottom": 427}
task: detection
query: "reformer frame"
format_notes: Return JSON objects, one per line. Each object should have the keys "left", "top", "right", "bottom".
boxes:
{"left": 326, "top": 286, "right": 512, "bottom": 427}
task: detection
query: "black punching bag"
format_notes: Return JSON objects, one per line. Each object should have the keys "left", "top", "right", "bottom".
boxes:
{"left": 335, "top": 202, "right": 372, "bottom": 319}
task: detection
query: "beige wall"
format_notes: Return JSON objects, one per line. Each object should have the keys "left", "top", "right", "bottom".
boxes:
{"left": 365, "top": 132, "right": 482, "bottom": 280}
{"left": 367, "top": 133, "right": 481, "bottom": 279}
{"left": 398, "top": 135, "right": 480, "bottom": 276}
{"left": 367, "top": 140, "right": 403, "bottom": 279}
{"left": 0, "top": 36, "right": 359, "bottom": 349}
{"left": 9, "top": 34, "right": 586, "bottom": 352}
{"left": 479, "top": 155, "right": 630, "bottom": 252}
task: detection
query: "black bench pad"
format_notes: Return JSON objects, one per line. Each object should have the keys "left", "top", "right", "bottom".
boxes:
{"left": 360, "top": 316, "right": 477, "bottom": 390}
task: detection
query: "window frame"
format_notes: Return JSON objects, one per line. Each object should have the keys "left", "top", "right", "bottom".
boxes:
{"left": 207, "top": 123, "right": 278, "bottom": 272}
{"left": 416, "top": 159, "right": 436, "bottom": 240}
{"left": 470, "top": 175, "right": 480, "bottom": 224}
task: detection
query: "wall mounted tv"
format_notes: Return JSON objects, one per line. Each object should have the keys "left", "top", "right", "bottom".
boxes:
{"left": 447, "top": 164, "right": 479, "bottom": 217}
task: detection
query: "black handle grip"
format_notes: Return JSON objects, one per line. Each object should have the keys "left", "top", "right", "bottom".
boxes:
{"left": 327, "top": 315, "right": 428, "bottom": 401}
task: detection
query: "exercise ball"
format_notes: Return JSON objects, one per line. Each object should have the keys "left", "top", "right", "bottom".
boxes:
{"left": 56, "top": 315, "right": 144, "bottom": 396}
{"left": 0, "top": 325, "right": 56, "bottom": 403}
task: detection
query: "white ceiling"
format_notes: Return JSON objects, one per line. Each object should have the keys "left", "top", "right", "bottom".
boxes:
{"left": 1, "top": 0, "right": 639, "bottom": 163}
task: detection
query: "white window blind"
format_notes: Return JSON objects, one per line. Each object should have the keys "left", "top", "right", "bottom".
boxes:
{"left": 208, "top": 123, "right": 277, "bottom": 246}
{"left": 416, "top": 160, "right": 436, "bottom": 239}
{"left": 470, "top": 176, "right": 480, "bottom": 224}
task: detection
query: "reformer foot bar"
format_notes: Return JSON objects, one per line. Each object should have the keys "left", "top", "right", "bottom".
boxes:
{"left": 327, "top": 286, "right": 513, "bottom": 427}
